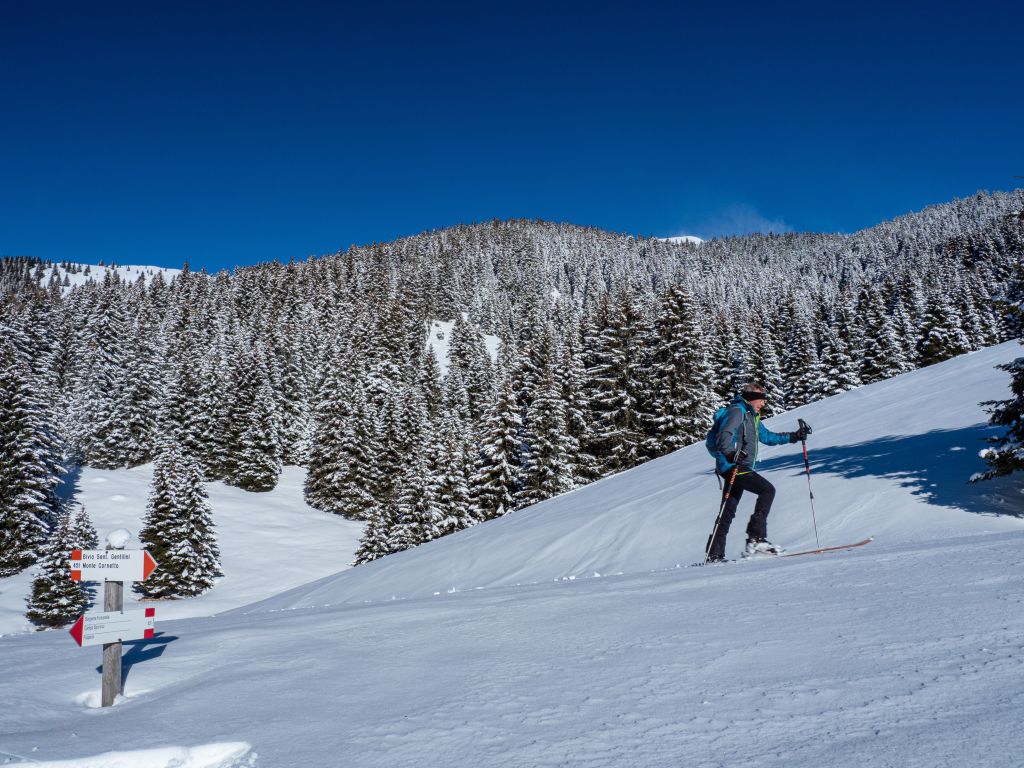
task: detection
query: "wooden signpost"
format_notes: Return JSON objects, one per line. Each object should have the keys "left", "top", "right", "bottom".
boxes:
{"left": 68, "top": 531, "right": 159, "bottom": 707}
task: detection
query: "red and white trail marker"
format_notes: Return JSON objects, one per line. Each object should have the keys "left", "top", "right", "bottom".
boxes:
{"left": 70, "top": 549, "right": 158, "bottom": 582}
{"left": 68, "top": 607, "right": 156, "bottom": 648}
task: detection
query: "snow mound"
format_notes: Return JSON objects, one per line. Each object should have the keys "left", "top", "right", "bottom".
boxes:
{"left": 245, "top": 341, "right": 1024, "bottom": 613}
{"left": 13, "top": 743, "right": 255, "bottom": 768}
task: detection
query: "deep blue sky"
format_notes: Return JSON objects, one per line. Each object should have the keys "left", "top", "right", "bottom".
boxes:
{"left": 2, "top": 1, "right": 1022, "bottom": 273}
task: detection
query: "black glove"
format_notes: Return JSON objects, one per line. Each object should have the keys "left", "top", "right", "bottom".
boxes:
{"left": 791, "top": 422, "right": 811, "bottom": 442}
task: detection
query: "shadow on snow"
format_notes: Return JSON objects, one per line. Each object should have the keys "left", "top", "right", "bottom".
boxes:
{"left": 95, "top": 631, "right": 179, "bottom": 692}
{"left": 755, "top": 423, "right": 1024, "bottom": 519}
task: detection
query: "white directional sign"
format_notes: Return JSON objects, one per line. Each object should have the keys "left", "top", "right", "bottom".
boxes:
{"left": 69, "top": 608, "right": 156, "bottom": 647}
{"left": 70, "top": 549, "right": 158, "bottom": 582}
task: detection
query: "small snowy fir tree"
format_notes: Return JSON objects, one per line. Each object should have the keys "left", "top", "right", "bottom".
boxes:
{"left": 26, "top": 503, "right": 98, "bottom": 629}
{"left": 135, "top": 439, "right": 222, "bottom": 599}
{"left": 974, "top": 347, "right": 1024, "bottom": 481}
{"left": 353, "top": 499, "right": 399, "bottom": 566}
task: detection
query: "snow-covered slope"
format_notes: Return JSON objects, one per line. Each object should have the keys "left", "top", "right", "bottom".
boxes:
{"left": 248, "top": 341, "right": 1024, "bottom": 613}
{"left": 0, "top": 467, "right": 364, "bottom": 636}
{"left": 2, "top": 343, "right": 1023, "bottom": 768}
{"left": 40, "top": 263, "right": 182, "bottom": 292}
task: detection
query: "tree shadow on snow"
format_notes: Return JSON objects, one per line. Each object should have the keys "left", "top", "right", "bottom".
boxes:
{"left": 95, "top": 632, "right": 179, "bottom": 691}
{"left": 55, "top": 463, "right": 83, "bottom": 505}
{"left": 756, "top": 424, "right": 1024, "bottom": 519}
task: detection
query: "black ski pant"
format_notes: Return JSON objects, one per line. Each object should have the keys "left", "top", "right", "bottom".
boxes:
{"left": 707, "top": 470, "right": 776, "bottom": 560}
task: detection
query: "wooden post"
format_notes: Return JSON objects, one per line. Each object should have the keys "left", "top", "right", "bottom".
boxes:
{"left": 101, "top": 544, "right": 124, "bottom": 708}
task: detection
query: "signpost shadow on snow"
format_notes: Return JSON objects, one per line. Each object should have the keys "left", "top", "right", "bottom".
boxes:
{"left": 756, "top": 424, "right": 1024, "bottom": 518}
{"left": 94, "top": 632, "right": 179, "bottom": 690}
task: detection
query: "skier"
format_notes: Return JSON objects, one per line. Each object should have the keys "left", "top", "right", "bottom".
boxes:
{"left": 707, "top": 384, "right": 810, "bottom": 562}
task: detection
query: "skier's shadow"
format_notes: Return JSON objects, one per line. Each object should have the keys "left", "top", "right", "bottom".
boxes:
{"left": 756, "top": 423, "right": 1024, "bottom": 518}
{"left": 94, "top": 632, "right": 179, "bottom": 690}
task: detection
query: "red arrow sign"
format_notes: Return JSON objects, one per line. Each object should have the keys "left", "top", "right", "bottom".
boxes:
{"left": 143, "top": 551, "right": 157, "bottom": 580}
{"left": 68, "top": 608, "right": 156, "bottom": 647}
{"left": 69, "top": 615, "right": 84, "bottom": 646}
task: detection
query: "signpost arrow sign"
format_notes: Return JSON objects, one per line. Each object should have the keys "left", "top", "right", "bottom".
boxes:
{"left": 70, "top": 549, "right": 158, "bottom": 582}
{"left": 68, "top": 608, "right": 156, "bottom": 648}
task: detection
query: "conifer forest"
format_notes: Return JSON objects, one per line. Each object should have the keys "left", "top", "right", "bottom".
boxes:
{"left": 2, "top": 189, "right": 1023, "bottom": 613}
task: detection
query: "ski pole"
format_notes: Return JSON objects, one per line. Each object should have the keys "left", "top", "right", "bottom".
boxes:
{"left": 705, "top": 451, "right": 744, "bottom": 565}
{"left": 798, "top": 418, "right": 820, "bottom": 549}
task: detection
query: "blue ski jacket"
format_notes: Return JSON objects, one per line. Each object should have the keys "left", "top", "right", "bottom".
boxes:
{"left": 713, "top": 395, "right": 792, "bottom": 475}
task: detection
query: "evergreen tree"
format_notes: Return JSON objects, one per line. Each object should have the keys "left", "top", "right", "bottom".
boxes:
{"left": 432, "top": 415, "right": 476, "bottom": 536}
{"left": 781, "top": 302, "right": 825, "bottom": 408}
{"left": 26, "top": 503, "right": 97, "bottom": 629}
{"left": 517, "top": 361, "right": 573, "bottom": 508}
{"left": 0, "top": 338, "right": 59, "bottom": 576}
{"left": 586, "top": 292, "right": 657, "bottom": 474}
{"left": 917, "top": 288, "right": 972, "bottom": 366}
{"left": 471, "top": 376, "right": 522, "bottom": 520}
{"left": 859, "top": 285, "right": 906, "bottom": 384}
{"left": 353, "top": 499, "right": 399, "bottom": 565}
{"left": 745, "top": 318, "right": 785, "bottom": 418}
{"left": 135, "top": 438, "right": 222, "bottom": 599}
{"left": 232, "top": 378, "right": 283, "bottom": 492}
{"left": 649, "top": 286, "right": 717, "bottom": 450}
{"left": 975, "top": 348, "right": 1024, "bottom": 480}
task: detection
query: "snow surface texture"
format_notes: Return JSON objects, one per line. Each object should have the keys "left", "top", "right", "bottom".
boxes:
{"left": 4, "top": 743, "right": 255, "bottom": 768}
{"left": 0, "top": 467, "right": 364, "bottom": 636}
{"left": 2, "top": 343, "right": 1023, "bottom": 767}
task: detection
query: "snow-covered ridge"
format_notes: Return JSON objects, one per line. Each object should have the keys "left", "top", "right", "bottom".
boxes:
{"left": 658, "top": 235, "right": 705, "bottom": 245}
{"left": 39, "top": 263, "right": 182, "bottom": 293}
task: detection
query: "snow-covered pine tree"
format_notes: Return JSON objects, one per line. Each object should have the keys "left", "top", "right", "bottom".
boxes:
{"left": 557, "top": 318, "right": 598, "bottom": 485}
{"left": 470, "top": 375, "right": 523, "bottom": 521}
{"left": 916, "top": 286, "right": 972, "bottom": 367}
{"left": 0, "top": 336, "right": 60, "bottom": 576}
{"left": 745, "top": 317, "right": 785, "bottom": 419}
{"left": 233, "top": 377, "right": 283, "bottom": 492}
{"left": 432, "top": 414, "right": 475, "bottom": 537}
{"left": 135, "top": 438, "right": 222, "bottom": 599}
{"left": 858, "top": 284, "right": 906, "bottom": 384}
{"left": 975, "top": 346, "right": 1024, "bottom": 481}
{"left": 586, "top": 291, "right": 657, "bottom": 474}
{"left": 75, "top": 272, "right": 130, "bottom": 468}
{"left": 781, "top": 299, "right": 826, "bottom": 409}
{"left": 648, "top": 286, "right": 717, "bottom": 451}
{"left": 710, "top": 312, "right": 746, "bottom": 406}
{"left": 26, "top": 503, "right": 98, "bottom": 629}
{"left": 388, "top": 426, "right": 444, "bottom": 552}
{"left": 517, "top": 352, "right": 573, "bottom": 508}
{"left": 353, "top": 498, "right": 399, "bottom": 565}
{"left": 117, "top": 307, "right": 163, "bottom": 466}
{"left": 448, "top": 314, "right": 494, "bottom": 426}
{"left": 226, "top": 343, "right": 282, "bottom": 492}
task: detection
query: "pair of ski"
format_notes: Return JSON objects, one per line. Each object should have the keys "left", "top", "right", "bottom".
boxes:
{"left": 698, "top": 536, "right": 873, "bottom": 567}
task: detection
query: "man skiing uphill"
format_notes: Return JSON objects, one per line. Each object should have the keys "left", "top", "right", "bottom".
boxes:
{"left": 706, "top": 384, "right": 810, "bottom": 563}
